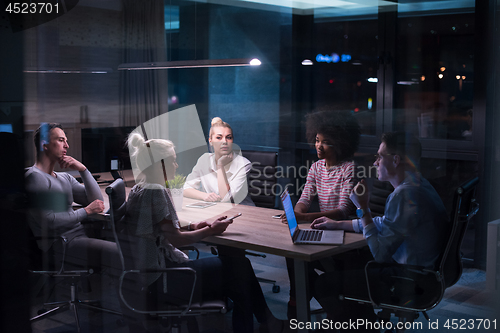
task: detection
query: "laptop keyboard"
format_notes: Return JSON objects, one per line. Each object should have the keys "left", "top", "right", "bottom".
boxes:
{"left": 299, "top": 229, "right": 323, "bottom": 242}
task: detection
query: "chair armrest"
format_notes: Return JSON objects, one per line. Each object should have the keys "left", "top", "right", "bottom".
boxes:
{"left": 31, "top": 268, "right": 92, "bottom": 277}
{"left": 30, "top": 234, "right": 84, "bottom": 276}
{"left": 365, "top": 261, "right": 441, "bottom": 280}
{"left": 179, "top": 246, "right": 200, "bottom": 259}
{"left": 365, "top": 260, "right": 425, "bottom": 270}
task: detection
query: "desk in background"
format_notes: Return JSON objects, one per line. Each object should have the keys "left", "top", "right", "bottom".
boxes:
{"left": 93, "top": 170, "right": 136, "bottom": 187}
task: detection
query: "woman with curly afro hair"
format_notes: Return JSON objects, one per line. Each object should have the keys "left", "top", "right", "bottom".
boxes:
{"left": 285, "top": 110, "right": 361, "bottom": 319}
{"left": 294, "top": 110, "right": 360, "bottom": 222}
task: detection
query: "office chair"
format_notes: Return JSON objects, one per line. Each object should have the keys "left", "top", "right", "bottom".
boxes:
{"left": 29, "top": 233, "right": 122, "bottom": 332}
{"left": 241, "top": 150, "right": 279, "bottom": 209}
{"left": 346, "top": 178, "right": 394, "bottom": 220}
{"left": 106, "top": 179, "right": 227, "bottom": 333}
{"left": 24, "top": 173, "right": 122, "bottom": 331}
{"left": 342, "top": 177, "right": 479, "bottom": 332}
{"left": 368, "top": 178, "right": 394, "bottom": 217}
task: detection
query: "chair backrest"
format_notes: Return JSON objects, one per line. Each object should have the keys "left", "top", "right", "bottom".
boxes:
{"left": 106, "top": 178, "right": 127, "bottom": 272}
{"left": 106, "top": 179, "right": 159, "bottom": 316}
{"left": 241, "top": 150, "right": 278, "bottom": 208}
{"left": 439, "top": 177, "right": 479, "bottom": 288}
{"left": 106, "top": 179, "right": 150, "bottom": 281}
{"left": 368, "top": 178, "right": 394, "bottom": 217}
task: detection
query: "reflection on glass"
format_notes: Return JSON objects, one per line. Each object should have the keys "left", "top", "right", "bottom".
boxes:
{"left": 394, "top": 12, "right": 474, "bottom": 141}
{"left": 311, "top": 19, "right": 378, "bottom": 136}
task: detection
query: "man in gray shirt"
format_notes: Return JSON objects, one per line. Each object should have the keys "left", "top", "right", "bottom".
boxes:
{"left": 26, "top": 123, "right": 118, "bottom": 275}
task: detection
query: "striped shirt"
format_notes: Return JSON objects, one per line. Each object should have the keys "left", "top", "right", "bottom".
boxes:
{"left": 297, "top": 160, "right": 356, "bottom": 219}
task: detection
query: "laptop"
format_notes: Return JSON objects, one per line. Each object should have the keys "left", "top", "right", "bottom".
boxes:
{"left": 280, "top": 188, "right": 344, "bottom": 245}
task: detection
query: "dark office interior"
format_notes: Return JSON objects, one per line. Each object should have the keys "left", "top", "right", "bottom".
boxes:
{"left": 1, "top": 0, "right": 500, "bottom": 332}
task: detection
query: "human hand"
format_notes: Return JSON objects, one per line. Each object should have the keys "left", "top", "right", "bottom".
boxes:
{"left": 192, "top": 221, "right": 210, "bottom": 230}
{"left": 203, "top": 192, "right": 221, "bottom": 202}
{"left": 84, "top": 199, "right": 104, "bottom": 215}
{"left": 310, "top": 217, "right": 337, "bottom": 230}
{"left": 216, "top": 153, "right": 233, "bottom": 169}
{"left": 294, "top": 211, "right": 310, "bottom": 223}
{"left": 350, "top": 179, "right": 370, "bottom": 209}
{"left": 210, "top": 216, "right": 231, "bottom": 235}
{"left": 59, "top": 155, "right": 86, "bottom": 172}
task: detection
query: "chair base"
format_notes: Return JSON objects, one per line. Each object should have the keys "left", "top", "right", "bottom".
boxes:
{"left": 31, "top": 283, "right": 122, "bottom": 333}
{"left": 257, "top": 277, "right": 280, "bottom": 293}
{"left": 376, "top": 308, "right": 423, "bottom": 333}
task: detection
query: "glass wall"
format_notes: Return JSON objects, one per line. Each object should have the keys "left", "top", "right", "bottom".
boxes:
{"left": 12, "top": 0, "right": 488, "bottom": 266}
{"left": 310, "top": 18, "right": 379, "bottom": 137}
{"left": 394, "top": 12, "right": 475, "bottom": 142}
{"left": 393, "top": 6, "right": 478, "bottom": 215}
{"left": 2, "top": 0, "right": 498, "bottom": 331}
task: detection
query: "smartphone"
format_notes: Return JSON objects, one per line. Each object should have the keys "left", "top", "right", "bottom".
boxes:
{"left": 186, "top": 202, "right": 216, "bottom": 208}
{"left": 110, "top": 158, "right": 119, "bottom": 171}
{"left": 227, "top": 213, "right": 242, "bottom": 221}
{"left": 272, "top": 214, "right": 282, "bottom": 219}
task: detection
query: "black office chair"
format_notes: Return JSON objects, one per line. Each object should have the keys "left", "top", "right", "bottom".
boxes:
{"left": 25, "top": 170, "right": 121, "bottom": 332}
{"left": 241, "top": 150, "right": 278, "bottom": 209}
{"left": 29, "top": 233, "right": 122, "bottom": 332}
{"left": 368, "top": 178, "right": 394, "bottom": 217}
{"left": 343, "top": 177, "right": 479, "bottom": 332}
{"left": 106, "top": 179, "right": 227, "bottom": 333}
{"left": 346, "top": 178, "right": 393, "bottom": 220}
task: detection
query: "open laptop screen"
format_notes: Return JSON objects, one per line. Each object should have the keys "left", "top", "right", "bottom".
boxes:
{"left": 281, "top": 189, "right": 298, "bottom": 238}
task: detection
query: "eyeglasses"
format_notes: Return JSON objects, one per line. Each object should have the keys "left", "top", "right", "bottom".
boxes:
{"left": 374, "top": 153, "right": 397, "bottom": 161}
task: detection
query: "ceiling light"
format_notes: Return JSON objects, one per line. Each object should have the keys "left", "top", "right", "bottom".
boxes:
{"left": 23, "top": 67, "right": 112, "bottom": 74}
{"left": 249, "top": 58, "right": 261, "bottom": 66}
{"left": 301, "top": 59, "right": 313, "bottom": 66}
{"left": 118, "top": 58, "right": 261, "bottom": 70}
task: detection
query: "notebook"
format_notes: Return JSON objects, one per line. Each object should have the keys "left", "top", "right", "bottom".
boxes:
{"left": 280, "top": 188, "right": 344, "bottom": 245}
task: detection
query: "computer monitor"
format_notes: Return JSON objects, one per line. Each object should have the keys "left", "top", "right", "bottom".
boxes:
{"left": 81, "top": 126, "right": 135, "bottom": 173}
{"left": 0, "top": 124, "right": 13, "bottom": 133}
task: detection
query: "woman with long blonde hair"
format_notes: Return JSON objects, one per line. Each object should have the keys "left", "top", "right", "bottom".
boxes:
{"left": 125, "top": 131, "right": 288, "bottom": 333}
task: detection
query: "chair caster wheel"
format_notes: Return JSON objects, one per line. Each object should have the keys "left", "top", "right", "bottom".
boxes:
{"left": 272, "top": 285, "right": 280, "bottom": 293}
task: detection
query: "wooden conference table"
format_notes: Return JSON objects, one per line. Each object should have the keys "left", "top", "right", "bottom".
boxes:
{"left": 96, "top": 179, "right": 366, "bottom": 332}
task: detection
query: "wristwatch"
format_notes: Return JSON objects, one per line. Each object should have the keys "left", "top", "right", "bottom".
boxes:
{"left": 356, "top": 207, "right": 370, "bottom": 218}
